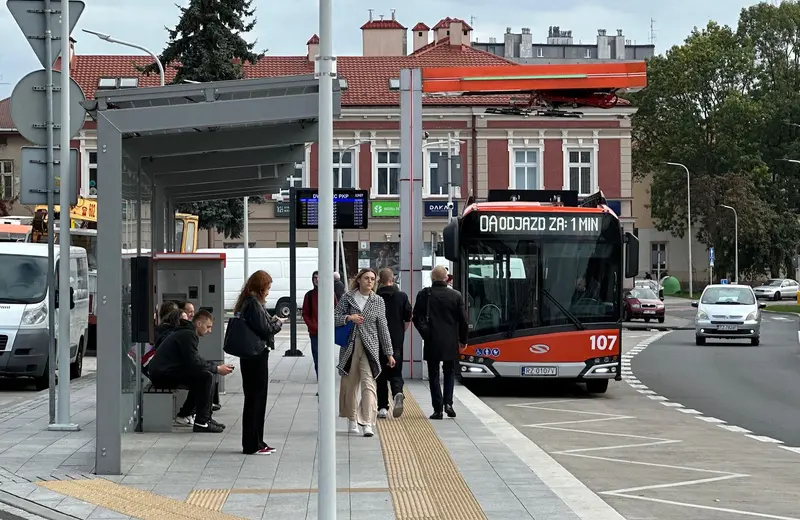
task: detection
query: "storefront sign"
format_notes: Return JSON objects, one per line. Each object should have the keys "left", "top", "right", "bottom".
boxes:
{"left": 424, "top": 200, "right": 458, "bottom": 217}
{"left": 372, "top": 200, "right": 400, "bottom": 217}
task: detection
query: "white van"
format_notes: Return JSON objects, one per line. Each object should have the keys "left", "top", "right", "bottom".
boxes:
{"left": 198, "top": 248, "right": 318, "bottom": 316}
{"left": 0, "top": 243, "right": 90, "bottom": 389}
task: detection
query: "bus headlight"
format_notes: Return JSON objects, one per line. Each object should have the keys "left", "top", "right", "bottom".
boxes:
{"left": 21, "top": 303, "right": 47, "bottom": 325}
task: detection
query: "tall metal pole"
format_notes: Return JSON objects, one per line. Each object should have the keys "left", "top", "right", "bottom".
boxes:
{"left": 54, "top": 0, "right": 77, "bottom": 430}
{"left": 44, "top": 0, "right": 57, "bottom": 423}
{"left": 667, "top": 162, "right": 692, "bottom": 297}
{"left": 721, "top": 204, "right": 738, "bottom": 283}
{"left": 243, "top": 196, "right": 249, "bottom": 277}
{"left": 286, "top": 187, "right": 301, "bottom": 357}
{"left": 447, "top": 133, "right": 455, "bottom": 223}
{"left": 317, "top": 0, "right": 336, "bottom": 513}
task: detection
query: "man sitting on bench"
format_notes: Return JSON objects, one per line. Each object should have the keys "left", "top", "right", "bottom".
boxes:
{"left": 147, "top": 309, "right": 233, "bottom": 433}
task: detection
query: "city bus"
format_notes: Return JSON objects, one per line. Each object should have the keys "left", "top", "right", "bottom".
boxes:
{"left": 442, "top": 189, "right": 639, "bottom": 393}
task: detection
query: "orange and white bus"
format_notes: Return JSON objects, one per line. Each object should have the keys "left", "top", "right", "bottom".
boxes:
{"left": 442, "top": 189, "right": 639, "bottom": 393}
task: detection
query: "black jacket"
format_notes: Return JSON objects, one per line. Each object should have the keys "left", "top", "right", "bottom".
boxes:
{"left": 148, "top": 320, "right": 217, "bottom": 377}
{"left": 412, "top": 281, "right": 469, "bottom": 362}
{"left": 241, "top": 296, "right": 283, "bottom": 350}
{"left": 153, "top": 323, "right": 176, "bottom": 350}
{"left": 334, "top": 280, "right": 346, "bottom": 300}
{"left": 376, "top": 284, "right": 412, "bottom": 358}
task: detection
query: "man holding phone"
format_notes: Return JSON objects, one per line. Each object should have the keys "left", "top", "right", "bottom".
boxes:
{"left": 148, "top": 310, "right": 232, "bottom": 433}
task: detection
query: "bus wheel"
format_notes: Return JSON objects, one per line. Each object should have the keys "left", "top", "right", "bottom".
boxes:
{"left": 586, "top": 379, "right": 609, "bottom": 394}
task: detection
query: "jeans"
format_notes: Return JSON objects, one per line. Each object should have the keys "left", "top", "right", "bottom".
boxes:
{"left": 426, "top": 360, "right": 455, "bottom": 413}
{"left": 376, "top": 356, "right": 404, "bottom": 410}
{"left": 309, "top": 335, "right": 319, "bottom": 378}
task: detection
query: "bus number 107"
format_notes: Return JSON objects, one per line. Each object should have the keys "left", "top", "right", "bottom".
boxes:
{"left": 590, "top": 334, "right": 618, "bottom": 352}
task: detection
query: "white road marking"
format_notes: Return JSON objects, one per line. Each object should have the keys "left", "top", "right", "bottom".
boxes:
{"left": 778, "top": 446, "right": 800, "bottom": 454}
{"left": 696, "top": 416, "right": 726, "bottom": 424}
{"left": 677, "top": 408, "right": 703, "bottom": 414}
{"left": 647, "top": 395, "right": 668, "bottom": 401}
{"left": 745, "top": 435, "right": 784, "bottom": 444}
{"left": 660, "top": 402, "right": 684, "bottom": 407}
{"left": 719, "top": 424, "right": 752, "bottom": 434}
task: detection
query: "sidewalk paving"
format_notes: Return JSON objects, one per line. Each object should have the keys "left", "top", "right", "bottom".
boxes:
{"left": 0, "top": 332, "right": 623, "bottom": 520}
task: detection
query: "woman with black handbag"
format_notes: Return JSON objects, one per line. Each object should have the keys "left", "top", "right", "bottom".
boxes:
{"left": 228, "top": 270, "right": 285, "bottom": 455}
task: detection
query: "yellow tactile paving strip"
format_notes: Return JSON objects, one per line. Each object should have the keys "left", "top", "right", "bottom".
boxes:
{"left": 186, "top": 490, "right": 229, "bottom": 511}
{"left": 38, "top": 480, "right": 241, "bottom": 520}
{"left": 376, "top": 388, "right": 487, "bottom": 520}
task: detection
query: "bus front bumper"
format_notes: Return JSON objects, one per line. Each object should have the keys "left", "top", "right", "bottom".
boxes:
{"left": 459, "top": 356, "right": 620, "bottom": 380}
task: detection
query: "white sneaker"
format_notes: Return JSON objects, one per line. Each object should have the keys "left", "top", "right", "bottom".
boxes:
{"left": 174, "top": 415, "right": 194, "bottom": 427}
{"left": 348, "top": 420, "right": 360, "bottom": 434}
{"left": 378, "top": 409, "right": 388, "bottom": 419}
{"left": 363, "top": 424, "right": 374, "bottom": 437}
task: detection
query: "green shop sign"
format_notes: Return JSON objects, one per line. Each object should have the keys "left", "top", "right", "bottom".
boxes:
{"left": 372, "top": 200, "right": 400, "bottom": 217}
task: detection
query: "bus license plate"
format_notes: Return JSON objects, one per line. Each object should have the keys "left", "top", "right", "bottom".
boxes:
{"left": 521, "top": 366, "right": 558, "bottom": 377}
{"left": 718, "top": 324, "right": 737, "bottom": 331}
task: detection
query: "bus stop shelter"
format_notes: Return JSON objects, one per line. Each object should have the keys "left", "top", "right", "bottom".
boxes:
{"left": 84, "top": 74, "right": 340, "bottom": 474}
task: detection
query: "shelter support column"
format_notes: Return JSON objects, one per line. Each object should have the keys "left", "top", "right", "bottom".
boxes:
{"left": 399, "top": 68, "right": 424, "bottom": 380}
{"left": 95, "top": 114, "right": 123, "bottom": 475}
{"left": 153, "top": 186, "right": 166, "bottom": 253}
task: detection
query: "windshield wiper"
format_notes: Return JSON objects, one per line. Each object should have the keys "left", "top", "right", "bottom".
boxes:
{"left": 542, "top": 288, "right": 585, "bottom": 330}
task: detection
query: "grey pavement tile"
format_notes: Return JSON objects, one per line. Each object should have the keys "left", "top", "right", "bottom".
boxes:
{"left": 349, "top": 512, "right": 395, "bottom": 520}
{"left": 264, "top": 493, "right": 311, "bottom": 515}
{"left": 26, "top": 487, "right": 68, "bottom": 502}
{"left": 220, "top": 506, "right": 265, "bottom": 520}
{"left": 348, "top": 492, "right": 393, "bottom": 512}
{"left": 0, "top": 483, "right": 38, "bottom": 497}
{"left": 224, "top": 493, "right": 269, "bottom": 508}
{"left": 58, "top": 504, "right": 99, "bottom": 520}
{"left": 87, "top": 506, "right": 132, "bottom": 519}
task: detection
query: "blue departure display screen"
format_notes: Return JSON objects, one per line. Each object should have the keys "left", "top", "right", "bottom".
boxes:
{"left": 294, "top": 188, "right": 369, "bottom": 229}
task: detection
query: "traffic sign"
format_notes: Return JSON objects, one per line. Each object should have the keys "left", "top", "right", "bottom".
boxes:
{"left": 6, "top": 0, "right": 85, "bottom": 69}
{"left": 9, "top": 69, "right": 86, "bottom": 146}
{"left": 709, "top": 247, "right": 715, "bottom": 267}
{"left": 19, "top": 146, "right": 78, "bottom": 205}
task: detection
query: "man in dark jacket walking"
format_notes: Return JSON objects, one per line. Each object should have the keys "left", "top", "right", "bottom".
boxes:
{"left": 302, "top": 271, "right": 322, "bottom": 378}
{"left": 148, "top": 311, "right": 233, "bottom": 433}
{"left": 376, "top": 268, "right": 412, "bottom": 419}
{"left": 412, "top": 266, "right": 468, "bottom": 420}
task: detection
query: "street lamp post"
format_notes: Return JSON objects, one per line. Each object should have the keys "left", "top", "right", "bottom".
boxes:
{"left": 720, "top": 204, "right": 738, "bottom": 284}
{"left": 666, "top": 162, "right": 693, "bottom": 297}
{"left": 82, "top": 29, "right": 165, "bottom": 86}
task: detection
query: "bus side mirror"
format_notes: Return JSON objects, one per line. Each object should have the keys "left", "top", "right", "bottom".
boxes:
{"left": 443, "top": 220, "right": 459, "bottom": 261}
{"left": 624, "top": 232, "right": 639, "bottom": 279}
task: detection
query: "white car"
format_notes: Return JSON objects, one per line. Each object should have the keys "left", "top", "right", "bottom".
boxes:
{"left": 692, "top": 284, "right": 766, "bottom": 346}
{"left": 752, "top": 278, "right": 799, "bottom": 301}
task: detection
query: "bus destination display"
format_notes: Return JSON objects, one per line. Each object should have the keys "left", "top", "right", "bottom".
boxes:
{"left": 294, "top": 188, "right": 369, "bottom": 229}
{"left": 477, "top": 213, "right": 603, "bottom": 235}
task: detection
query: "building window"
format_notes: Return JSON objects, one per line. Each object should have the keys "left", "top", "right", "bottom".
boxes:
{"left": 375, "top": 150, "right": 400, "bottom": 196}
{"left": 88, "top": 151, "right": 98, "bottom": 195}
{"left": 651, "top": 243, "right": 667, "bottom": 272}
{"left": 0, "top": 160, "right": 13, "bottom": 199}
{"left": 584, "top": 49, "right": 592, "bottom": 58}
{"left": 537, "top": 48, "right": 544, "bottom": 58}
{"left": 512, "top": 149, "right": 540, "bottom": 189}
{"left": 333, "top": 150, "right": 355, "bottom": 188}
{"left": 427, "top": 150, "right": 449, "bottom": 196}
{"left": 567, "top": 149, "right": 594, "bottom": 196}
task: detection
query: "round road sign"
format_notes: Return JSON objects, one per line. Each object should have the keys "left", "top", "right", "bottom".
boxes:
{"left": 10, "top": 69, "right": 86, "bottom": 146}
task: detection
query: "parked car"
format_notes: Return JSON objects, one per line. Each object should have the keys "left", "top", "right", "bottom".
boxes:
{"left": 635, "top": 279, "right": 664, "bottom": 300}
{"left": 752, "top": 278, "right": 799, "bottom": 301}
{"left": 692, "top": 284, "right": 765, "bottom": 346}
{"left": 623, "top": 287, "right": 665, "bottom": 323}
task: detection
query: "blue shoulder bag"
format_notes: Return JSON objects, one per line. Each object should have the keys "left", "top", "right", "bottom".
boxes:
{"left": 335, "top": 321, "right": 354, "bottom": 348}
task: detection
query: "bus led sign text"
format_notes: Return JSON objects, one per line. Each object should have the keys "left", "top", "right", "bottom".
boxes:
{"left": 478, "top": 213, "right": 602, "bottom": 234}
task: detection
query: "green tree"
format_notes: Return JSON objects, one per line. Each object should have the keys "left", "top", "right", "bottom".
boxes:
{"left": 0, "top": 194, "right": 19, "bottom": 217}
{"left": 630, "top": 21, "right": 789, "bottom": 276}
{"left": 139, "top": 0, "right": 266, "bottom": 239}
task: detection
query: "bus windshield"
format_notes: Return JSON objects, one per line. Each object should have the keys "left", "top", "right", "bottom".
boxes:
{"left": 465, "top": 237, "right": 620, "bottom": 338}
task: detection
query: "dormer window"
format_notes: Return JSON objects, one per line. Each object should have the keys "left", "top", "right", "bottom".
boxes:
{"left": 388, "top": 78, "right": 400, "bottom": 90}
{"left": 119, "top": 77, "right": 139, "bottom": 88}
{"left": 97, "top": 78, "right": 117, "bottom": 89}
{"left": 339, "top": 78, "right": 348, "bottom": 90}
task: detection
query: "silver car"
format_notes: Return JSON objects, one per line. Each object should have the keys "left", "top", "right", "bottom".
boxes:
{"left": 752, "top": 278, "right": 799, "bottom": 301}
{"left": 692, "top": 284, "right": 766, "bottom": 346}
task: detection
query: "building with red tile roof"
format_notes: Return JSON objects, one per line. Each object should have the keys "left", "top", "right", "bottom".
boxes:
{"left": 0, "top": 13, "right": 640, "bottom": 266}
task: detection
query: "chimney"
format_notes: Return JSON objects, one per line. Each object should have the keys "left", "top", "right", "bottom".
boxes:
{"left": 306, "top": 34, "right": 319, "bottom": 62}
{"left": 54, "top": 37, "right": 77, "bottom": 70}
{"left": 412, "top": 22, "right": 430, "bottom": 52}
{"left": 361, "top": 10, "right": 407, "bottom": 56}
{"left": 449, "top": 20, "right": 464, "bottom": 46}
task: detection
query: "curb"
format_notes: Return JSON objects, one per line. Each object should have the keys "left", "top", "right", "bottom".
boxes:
{"left": 0, "top": 491, "right": 80, "bottom": 520}
{"left": 623, "top": 324, "right": 693, "bottom": 331}
{"left": 761, "top": 309, "right": 800, "bottom": 317}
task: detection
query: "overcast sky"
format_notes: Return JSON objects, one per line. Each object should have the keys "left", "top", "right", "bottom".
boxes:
{"left": 0, "top": 0, "right": 769, "bottom": 99}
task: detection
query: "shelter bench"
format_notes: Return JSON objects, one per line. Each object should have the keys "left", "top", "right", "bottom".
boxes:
{"left": 142, "top": 382, "right": 190, "bottom": 432}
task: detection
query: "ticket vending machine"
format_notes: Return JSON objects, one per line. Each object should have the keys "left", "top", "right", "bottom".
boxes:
{"left": 152, "top": 252, "right": 226, "bottom": 367}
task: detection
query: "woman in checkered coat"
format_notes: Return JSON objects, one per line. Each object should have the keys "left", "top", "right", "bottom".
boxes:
{"left": 334, "top": 268, "right": 396, "bottom": 437}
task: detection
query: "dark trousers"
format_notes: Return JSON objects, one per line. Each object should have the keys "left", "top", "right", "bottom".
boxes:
{"left": 309, "top": 335, "right": 319, "bottom": 378}
{"left": 151, "top": 370, "right": 214, "bottom": 424}
{"left": 377, "top": 355, "right": 404, "bottom": 410}
{"left": 426, "top": 360, "right": 455, "bottom": 413}
{"left": 182, "top": 377, "right": 219, "bottom": 414}
{"left": 240, "top": 349, "right": 270, "bottom": 454}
